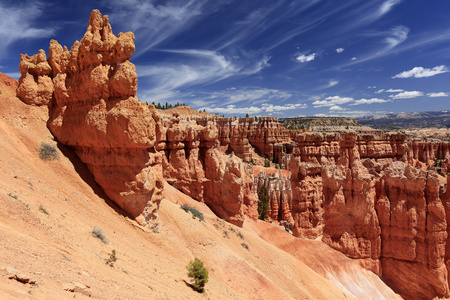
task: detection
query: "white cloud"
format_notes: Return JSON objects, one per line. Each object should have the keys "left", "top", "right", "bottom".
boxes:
{"left": 335, "top": 48, "right": 344, "bottom": 53}
{"left": 350, "top": 98, "right": 389, "bottom": 105}
{"left": 392, "top": 65, "right": 449, "bottom": 78}
{"left": 375, "top": 89, "right": 385, "bottom": 94}
{"left": 351, "top": 57, "right": 357, "bottom": 60}
{"left": 329, "top": 105, "right": 345, "bottom": 111}
{"left": 204, "top": 105, "right": 262, "bottom": 115}
{"left": 389, "top": 91, "right": 424, "bottom": 99}
{"left": 427, "top": 92, "right": 449, "bottom": 97}
{"left": 386, "top": 88, "right": 404, "bottom": 92}
{"left": 312, "top": 96, "right": 353, "bottom": 107}
{"left": 296, "top": 53, "right": 316, "bottom": 63}
{"left": 202, "top": 102, "right": 307, "bottom": 115}
{"left": 262, "top": 103, "right": 307, "bottom": 113}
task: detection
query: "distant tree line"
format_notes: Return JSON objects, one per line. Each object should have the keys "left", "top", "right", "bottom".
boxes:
{"left": 151, "top": 102, "right": 186, "bottom": 110}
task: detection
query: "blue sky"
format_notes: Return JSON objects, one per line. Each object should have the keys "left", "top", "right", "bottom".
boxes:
{"left": 1, "top": 0, "right": 449, "bottom": 117}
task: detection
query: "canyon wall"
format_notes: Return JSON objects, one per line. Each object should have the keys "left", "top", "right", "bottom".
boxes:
{"left": 263, "top": 130, "right": 450, "bottom": 299}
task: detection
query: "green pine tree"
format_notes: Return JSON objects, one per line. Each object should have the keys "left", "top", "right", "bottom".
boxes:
{"left": 257, "top": 185, "right": 270, "bottom": 220}
{"left": 186, "top": 258, "right": 209, "bottom": 292}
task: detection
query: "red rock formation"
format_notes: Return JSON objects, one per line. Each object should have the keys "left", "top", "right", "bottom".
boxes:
{"left": 14, "top": 8, "right": 450, "bottom": 299}
{"left": 321, "top": 133, "right": 382, "bottom": 275}
{"left": 16, "top": 50, "right": 53, "bottom": 105}
{"left": 254, "top": 170, "right": 294, "bottom": 225}
{"left": 247, "top": 117, "right": 290, "bottom": 160}
{"left": 408, "top": 139, "right": 450, "bottom": 166}
{"left": 158, "top": 118, "right": 257, "bottom": 226}
{"left": 216, "top": 118, "right": 252, "bottom": 162}
{"left": 376, "top": 162, "right": 448, "bottom": 298}
{"left": 16, "top": 10, "right": 164, "bottom": 227}
{"left": 282, "top": 130, "right": 450, "bottom": 298}
{"left": 16, "top": 10, "right": 259, "bottom": 228}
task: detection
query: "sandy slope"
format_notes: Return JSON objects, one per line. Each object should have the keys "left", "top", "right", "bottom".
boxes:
{"left": 0, "top": 73, "right": 399, "bottom": 299}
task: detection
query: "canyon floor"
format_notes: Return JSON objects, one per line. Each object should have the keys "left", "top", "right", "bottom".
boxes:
{"left": 0, "top": 74, "right": 402, "bottom": 299}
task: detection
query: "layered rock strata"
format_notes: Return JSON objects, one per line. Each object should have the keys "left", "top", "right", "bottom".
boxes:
{"left": 156, "top": 118, "right": 257, "bottom": 226}
{"left": 275, "top": 130, "right": 450, "bottom": 298}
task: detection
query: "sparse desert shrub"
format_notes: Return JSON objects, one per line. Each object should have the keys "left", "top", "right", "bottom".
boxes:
{"left": 237, "top": 231, "right": 244, "bottom": 240}
{"left": 105, "top": 249, "right": 117, "bottom": 266}
{"left": 186, "top": 258, "right": 209, "bottom": 293}
{"left": 223, "top": 230, "right": 229, "bottom": 239}
{"left": 39, "top": 205, "right": 49, "bottom": 215}
{"left": 39, "top": 142, "right": 59, "bottom": 161}
{"left": 92, "top": 226, "right": 108, "bottom": 243}
{"left": 180, "top": 203, "right": 204, "bottom": 222}
{"left": 241, "top": 243, "right": 249, "bottom": 250}
{"left": 7, "top": 193, "right": 18, "bottom": 200}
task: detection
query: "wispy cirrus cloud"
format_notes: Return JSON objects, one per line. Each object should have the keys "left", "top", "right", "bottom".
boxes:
{"left": 105, "top": 0, "right": 209, "bottom": 57}
{"left": 392, "top": 65, "right": 449, "bottom": 78}
{"left": 339, "top": 25, "right": 409, "bottom": 67}
{"left": 427, "top": 92, "right": 448, "bottom": 97}
{"left": 382, "top": 26, "right": 409, "bottom": 52}
{"left": 378, "top": 0, "right": 402, "bottom": 17}
{"left": 326, "top": 80, "right": 339, "bottom": 88}
{"left": 389, "top": 91, "right": 424, "bottom": 99}
{"left": 137, "top": 49, "right": 270, "bottom": 102}
{"left": 0, "top": 2, "right": 54, "bottom": 53}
